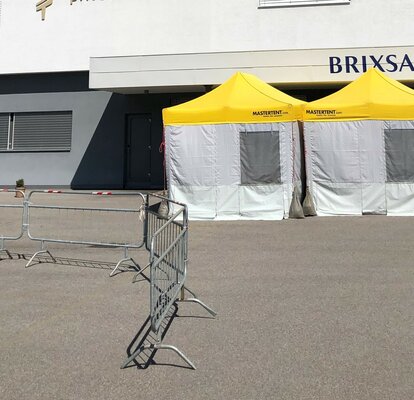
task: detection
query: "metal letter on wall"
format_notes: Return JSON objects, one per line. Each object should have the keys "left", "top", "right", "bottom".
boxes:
{"left": 36, "top": 0, "right": 53, "bottom": 20}
{"left": 37, "top": 0, "right": 101, "bottom": 21}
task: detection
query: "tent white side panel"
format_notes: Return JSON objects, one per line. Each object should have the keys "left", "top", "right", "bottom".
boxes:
{"left": 312, "top": 182, "right": 362, "bottom": 216}
{"left": 215, "top": 124, "right": 241, "bottom": 186}
{"left": 360, "top": 121, "right": 386, "bottom": 214}
{"left": 362, "top": 184, "right": 386, "bottom": 214}
{"left": 167, "top": 124, "right": 216, "bottom": 186}
{"left": 386, "top": 183, "right": 414, "bottom": 216}
{"left": 216, "top": 185, "right": 240, "bottom": 220}
{"left": 215, "top": 124, "right": 241, "bottom": 219}
{"left": 165, "top": 124, "right": 217, "bottom": 219}
{"left": 293, "top": 122, "right": 303, "bottom": 185}
{"left": 305, "top": 121, "right": 386, "bottom": 216}
{"left": 289, "top": 121, "right": 304, "bottom": 216}
{"left": 240, "top": 184, "right": 284, "bottom": 220}
{"left": 280, "top": 122, "right": 294, "bottom": 218}
{"left": 314, "top": 183, "right": 385, "bottom": 216}
{"left": 166, "top": 122, "right": 298, "bottom": 220}
{"left": 170, "top": 185, "right": 217, "bottom": 219}
{"left": 308, "top": 121, "right": 360, "bottom": 182}
{"left": 359, "top": 121, "right": 386, "bottom": 184}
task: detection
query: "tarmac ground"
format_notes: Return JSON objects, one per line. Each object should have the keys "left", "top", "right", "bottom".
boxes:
{"left": 0, "top": 191, "right": 413, "bottom": 400}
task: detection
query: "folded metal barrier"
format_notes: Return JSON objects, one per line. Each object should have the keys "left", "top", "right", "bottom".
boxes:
{"left": 122, "top": 194, "right": 216, "bottom": 370}
{"left": 0, "top": 189, "right": 216, "bottom": 368}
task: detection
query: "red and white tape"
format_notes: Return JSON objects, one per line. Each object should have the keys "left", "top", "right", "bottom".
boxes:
{"left": 92, "top": 191, "right": 112, "bottom": 195}
{"left": 44, "top": 190, "right": 62, "bottom": 193}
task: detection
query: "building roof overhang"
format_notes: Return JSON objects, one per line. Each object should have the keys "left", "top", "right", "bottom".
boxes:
{"left": 89, "top": 46, "right": 414, "bottom": 94}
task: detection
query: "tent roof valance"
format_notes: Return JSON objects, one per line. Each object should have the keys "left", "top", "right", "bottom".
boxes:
{"left": 163, "top": 72, "right": 305, "bottom": 125}
{"left": 304, "top": 68, "right": 414, "bottom": 122}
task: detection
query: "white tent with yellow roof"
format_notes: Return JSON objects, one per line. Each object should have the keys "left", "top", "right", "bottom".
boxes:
{"left": 303, "top": 68, "right": 414, "bottom": 216}
{"left": 162, "top": 72, "right": 305, "bottom": 220}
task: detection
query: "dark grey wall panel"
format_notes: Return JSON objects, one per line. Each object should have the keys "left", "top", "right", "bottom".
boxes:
{"left": 0, "top": 72, "right": 89, "bottom": 94}
{"left": 0, "top": 73, "right": 201, "bottom": 189}
{"left": 71, "top": 94, "right": 127, "bottom": 189}
{"left": 0, "top": 91, "right": 114, "bottom": 187}
{"left": 123, "top": 93, "right": 199, "bottom": 188}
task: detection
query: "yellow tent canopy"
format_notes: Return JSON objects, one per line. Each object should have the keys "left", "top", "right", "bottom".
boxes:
{"left": 304, "top": 68, "right": 414, "bottom": 122}
{"left": 163, "top": 72, "right": 305, "bottom": 125}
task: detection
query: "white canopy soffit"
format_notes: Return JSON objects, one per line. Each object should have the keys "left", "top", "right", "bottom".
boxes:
{"left": 89, "top": 46, "right": 414, "bottom": 94}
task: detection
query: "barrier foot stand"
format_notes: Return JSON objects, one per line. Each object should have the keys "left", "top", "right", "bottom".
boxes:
{"left": 0, "top": 249, "right": 13, "bottom": 260}
{"left": 179, "top": 286, "right": 217, "bottom": 317}
{"left": 120, "top": 344, "right": 196, "bottom": 370}
{"left": 0, "top": 238, "right": 13, "bottom": 259}
{"left": 25, "top": 250, "right": 56, "bottom": 268}
{"left": 132, "top": 262, "right": 151, "bottom": 283}
{"left": 110, "top": 257, "right": 140, "bottom": 277}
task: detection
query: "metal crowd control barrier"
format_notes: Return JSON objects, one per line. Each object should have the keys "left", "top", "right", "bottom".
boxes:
{"left": 0, "top": 189, "right": 26, "bottom": 259}
{"left": 0, "top": 189, "right": 216, "bottom": 369}
{"left": 122, "top": 194, "right": 216, "bottom": 370}
{"left": 25, "top": 190, "right": 146, "bottom": 276}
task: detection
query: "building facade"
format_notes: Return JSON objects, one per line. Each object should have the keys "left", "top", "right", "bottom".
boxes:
{"left": 0, "top": 0, "right": 413, "bottom": 188}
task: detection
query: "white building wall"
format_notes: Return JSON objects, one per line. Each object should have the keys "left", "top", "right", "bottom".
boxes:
{"left": 0, "top": 0, "right": 413, "bottom": 74}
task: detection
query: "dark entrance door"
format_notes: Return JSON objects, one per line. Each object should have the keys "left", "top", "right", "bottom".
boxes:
{"left": 125, "top": 114, "right": 152, "bottom": 188}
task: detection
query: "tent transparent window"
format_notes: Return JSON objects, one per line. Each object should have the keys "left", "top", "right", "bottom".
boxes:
{"left": 385, "top": 129, "right": 414, "bottom": 182}
{"left": 240, "top": 130, "right": 281, "bottom": 185}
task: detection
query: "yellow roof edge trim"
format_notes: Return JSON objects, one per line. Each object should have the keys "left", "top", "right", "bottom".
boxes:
{"left": 164, "top": 118, "right": 302, "bottom": 127}
{"left": 305, "top": 117, "right": 414, "bottom": 123}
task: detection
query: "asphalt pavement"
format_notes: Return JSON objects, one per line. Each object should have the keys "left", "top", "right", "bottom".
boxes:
{"left": 0, "top": 196, "right": 413, "bottom": 400}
